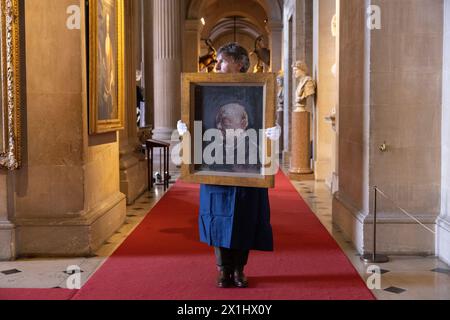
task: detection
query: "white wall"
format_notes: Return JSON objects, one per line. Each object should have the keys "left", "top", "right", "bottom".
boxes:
{"left": 438, "top": 0, "right": 450, "bottom": 264}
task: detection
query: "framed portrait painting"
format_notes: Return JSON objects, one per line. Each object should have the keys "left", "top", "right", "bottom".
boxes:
{"left": 1, "top": 0, "right": 21, "bottom": 170}
{"left": 180, "top": 73, "right": 278, "bottom": 188}
{"left": 87, "top": 0, "right": 125, "bottom": 134}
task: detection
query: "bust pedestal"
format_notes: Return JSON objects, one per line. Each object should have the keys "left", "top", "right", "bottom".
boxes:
{"left": 289, "top": 108, "right": 313, "bottom": 180}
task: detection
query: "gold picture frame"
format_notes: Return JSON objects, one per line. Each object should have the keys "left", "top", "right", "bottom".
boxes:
{"left": 87, "top": 0, "right": 125, "bottom": 134}
{"left": 0, "top": 0, "right": 21, "bottom": 170}
{"left": 181, "top": 73, "right": 278, "bottom": 188}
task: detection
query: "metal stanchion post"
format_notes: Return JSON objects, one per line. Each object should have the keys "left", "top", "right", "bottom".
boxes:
{"left": 361, "top": 186, "right": 389, "bottom": 263}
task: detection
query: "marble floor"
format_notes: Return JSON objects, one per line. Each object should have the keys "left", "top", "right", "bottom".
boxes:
{"left": 1, "top": 172, "right": 450, "bottom": 300}
{"left": 289, "top": 178, "right": 450, "bottom": 300}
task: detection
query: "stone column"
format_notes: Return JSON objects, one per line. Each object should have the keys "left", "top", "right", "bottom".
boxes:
{"left": 143, "top": 0, "right": 154, "bottom": 127}
{"left": 267, "top": 21, "right": 283, "bottom": 73}
{"left": 269, "top": 20, "right": 284, "bottom": 155}
{"left": 153, "top": 0, "right": 182, "bottom": 141}
{"left": 183, "top": 19, "right": 202, "bottom": 72}
{"left": 276, "top": 86, "right": 284, "bottom": 154}
{"left": 11, "top": 0, "right": 126, "bottom": 257}
{"left": 119, "top": 0, "right": 148, "bottom": 204}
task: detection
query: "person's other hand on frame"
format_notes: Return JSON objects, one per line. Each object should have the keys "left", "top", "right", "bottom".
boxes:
{"left": 177, "top": 120, "right": 188, "bottom": 136}
{"left": 265, "top": 124, "right": 282, "bottom": 141}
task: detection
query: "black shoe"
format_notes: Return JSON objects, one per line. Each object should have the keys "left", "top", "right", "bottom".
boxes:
{"left": 216, "top": 270, "right": 232, "bottom": 288}
{"left": 233, "top": 269, "right": 249, "bottom": 288}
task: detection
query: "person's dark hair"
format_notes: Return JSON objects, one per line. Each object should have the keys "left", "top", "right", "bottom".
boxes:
{"left": 217, "top": 42, "right": 250, "bottom": 73}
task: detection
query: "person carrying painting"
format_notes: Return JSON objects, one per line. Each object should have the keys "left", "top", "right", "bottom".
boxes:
{"left": 177, "top": 43, "right": 281, "bottom": 288}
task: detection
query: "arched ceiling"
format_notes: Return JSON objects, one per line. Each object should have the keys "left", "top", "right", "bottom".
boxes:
{"left": 208, "top": 17, "right": 264, "bottom": 42}
{"left": 188, "top": 0, "right": 276, "bottom": 59}
{"left": 199, "top": 0, "right": 268, "bottom": 39}
{"left": 187, "top": 0, "right": 282, "bottom": 21}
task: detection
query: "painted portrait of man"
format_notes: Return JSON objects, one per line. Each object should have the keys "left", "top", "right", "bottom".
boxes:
{"left": 194, "top": 85, "right": 264, "bottom": 175}
{"left": 97, "top": 0, "right": 118, "bottom": 121}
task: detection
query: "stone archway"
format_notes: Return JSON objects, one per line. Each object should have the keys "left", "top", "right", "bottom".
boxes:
{"left": 184, "top": 0, "right": 283, "bottom": 72}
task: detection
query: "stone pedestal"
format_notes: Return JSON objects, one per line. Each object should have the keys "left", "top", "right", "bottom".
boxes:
{"left": 289, "top": 110, "right": 313, "bottom": 180}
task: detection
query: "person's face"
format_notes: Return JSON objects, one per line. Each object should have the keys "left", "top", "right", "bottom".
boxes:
{"left": 215, "top": 53, "right": 243, "bottom": 74}
{"left": 218, "top": 115, "right": 247, "bottom": 138}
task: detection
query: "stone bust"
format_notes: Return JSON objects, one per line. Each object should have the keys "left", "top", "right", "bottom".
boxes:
{"left": 293, "top": 61, "right": 316, "bottom": 112}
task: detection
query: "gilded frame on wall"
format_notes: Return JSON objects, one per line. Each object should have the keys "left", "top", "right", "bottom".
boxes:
{"left": 87, "top": 0, "right": 125, "bottom": 134}
{"left": 180, "top": 73, "right": 277, "bottom": 188}
{"left": 0, "top": 0, "right": 21, "bottom": 170}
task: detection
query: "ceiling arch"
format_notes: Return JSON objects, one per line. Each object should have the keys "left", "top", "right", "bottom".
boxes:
{"left": 208, "top": 18, "right": 267, "bottom": 43}
{"left": 187, "top": 0, "right": 282, "bottom": 22}
{"left": 199, "top": 0, "right": 268, "bottom": 39}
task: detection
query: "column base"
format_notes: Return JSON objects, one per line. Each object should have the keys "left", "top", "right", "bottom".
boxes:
{"left": 289, "top": 167, "right": 314, "bottom": 174}
{"left": 289, "top": 172, "right": 315, "bottom": 181}
{"left": 15, "top": 192, "right": 126, "bottom": 257}
{"left": 0, "top": 222, "right": 16, "bottom": 261}
{"left": 120, "top": 151, "right": 148, "bottom": 205}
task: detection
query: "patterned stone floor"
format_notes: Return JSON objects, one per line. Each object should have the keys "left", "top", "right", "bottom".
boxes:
{"left": 1, "top": 171, "right": 450, "bottom": 300}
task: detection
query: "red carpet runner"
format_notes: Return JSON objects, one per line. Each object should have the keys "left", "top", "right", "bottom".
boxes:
{"left": 1, "top": 172, "right": 375, "bottom": 300}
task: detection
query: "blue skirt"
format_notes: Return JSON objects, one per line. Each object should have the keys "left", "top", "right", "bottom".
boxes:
{"left": 198, "top": 184, "right": 273, "bottom": 251}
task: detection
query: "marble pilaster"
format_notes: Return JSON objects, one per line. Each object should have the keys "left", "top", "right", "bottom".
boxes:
{"left": 119, "top": 0, "right": 148, "bottom": 205}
